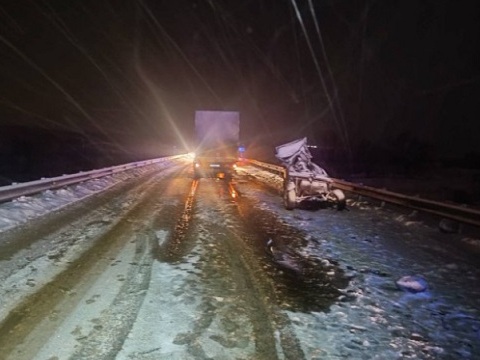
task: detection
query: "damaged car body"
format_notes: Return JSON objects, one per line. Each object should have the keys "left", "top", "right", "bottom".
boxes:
{"left": 275, "top": 137, "right": 346, "bottom": 210}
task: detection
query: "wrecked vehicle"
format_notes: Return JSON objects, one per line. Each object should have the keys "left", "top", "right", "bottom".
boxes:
{"left": 275, "top": 137, "right": 346, "bottom": 210}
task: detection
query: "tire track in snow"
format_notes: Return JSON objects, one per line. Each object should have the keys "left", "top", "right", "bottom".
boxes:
{"left": 0, "top": 166, "right": 191, "bottom": 359}
{"left": 182, "top": 178, "right": 304, "bottom": 359}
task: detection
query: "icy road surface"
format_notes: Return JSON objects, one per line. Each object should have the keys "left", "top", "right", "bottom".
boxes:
{"left": 0, "top": 158, "right": 479, "bottom": 359}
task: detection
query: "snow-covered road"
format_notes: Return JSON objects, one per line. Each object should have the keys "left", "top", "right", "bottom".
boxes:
{"left": 0, "top": 159, "right": 479, "bottom": 359}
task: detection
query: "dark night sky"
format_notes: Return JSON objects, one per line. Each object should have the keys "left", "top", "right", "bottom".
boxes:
{"left": 1, "top": 0, "right": 479, "bottom": 174}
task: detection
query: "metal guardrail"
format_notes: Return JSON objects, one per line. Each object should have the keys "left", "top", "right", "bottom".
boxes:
{"left": 247, "top": 159, "right": 286, "bottom": 177}
{"left": 247, "top": 159, "right": 480, "bottom": 228}
{"left": 0, "top": 155, "right": 183, "bottom": 204}
{"left": 2, "top": 155, "right": 479, "bottom": 228}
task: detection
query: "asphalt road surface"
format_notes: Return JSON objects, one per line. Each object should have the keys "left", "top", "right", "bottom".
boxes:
{"left": 0, "top": 160, "right": 479, "bottom": 359}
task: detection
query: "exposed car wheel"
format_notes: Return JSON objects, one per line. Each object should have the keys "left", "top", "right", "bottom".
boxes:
{"left": 330, "top": 189, "right": 346, "bottom": 210}
{"left": 284, "top": 183, "right": 296, "bottom": 210}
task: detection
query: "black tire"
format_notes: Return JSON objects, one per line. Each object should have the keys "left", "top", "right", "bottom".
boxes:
{"left": 330, "top": 189, "right": 346, "bottom": 210}
{"left": 284, "top": 182, "right": 296, "bottom": 210}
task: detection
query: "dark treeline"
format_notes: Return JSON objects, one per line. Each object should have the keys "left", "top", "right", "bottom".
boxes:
{"left": 0, "top": 125, "right": 176, "bottom": 186}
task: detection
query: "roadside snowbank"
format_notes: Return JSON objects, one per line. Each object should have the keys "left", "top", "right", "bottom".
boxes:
{"left": 0, "top": 160, "right": 177, "bottom": 234}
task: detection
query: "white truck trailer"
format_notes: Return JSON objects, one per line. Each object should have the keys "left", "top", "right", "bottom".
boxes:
{"left": 193, "top": 110, "right": 240, "bottom": 179}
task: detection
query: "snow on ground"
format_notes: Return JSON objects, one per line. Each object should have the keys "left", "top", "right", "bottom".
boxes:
{"left": 240, "top": 164, "right": 480, "bottom": 252}
{"left": 0, "top": 160, "right": 176, "bottom": 234}
{"left": 237, "top": 165, "right": 283, "bottom": 193}
{"left": 1, "top": 161, "right": 479, "bottom": 358}
{"left": 238, "top": 164, "right": 480, "bottom": 359}
{"left": 0, "top": 159, "right": 183, "bottom": 331}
